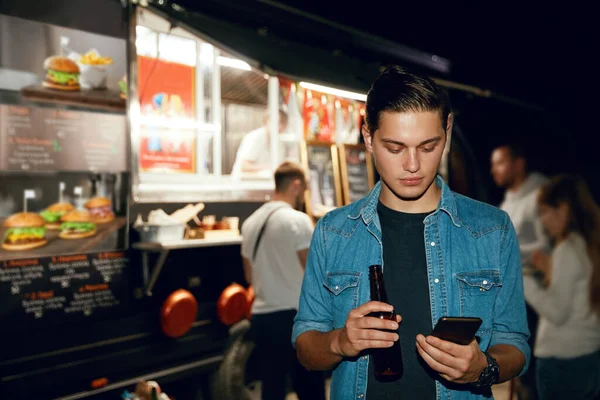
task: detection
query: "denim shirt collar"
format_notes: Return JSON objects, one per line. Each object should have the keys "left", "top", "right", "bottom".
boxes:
{"left": 348, "top": 175, "right": 462, "bottom": 228}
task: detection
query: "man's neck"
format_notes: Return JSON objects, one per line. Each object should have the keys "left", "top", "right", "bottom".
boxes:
{"left": 271, "top": 192, "right": 294, "bottom": 208}
{"left": 379, "top": 180, "right": 441, "bottom": 214}
{"left": 507, "top": 173, "right": 529, "bottom": 193}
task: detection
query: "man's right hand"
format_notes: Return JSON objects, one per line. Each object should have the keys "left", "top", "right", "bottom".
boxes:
{"left": 330, "top": 301, "right": 401, "bottom": 358}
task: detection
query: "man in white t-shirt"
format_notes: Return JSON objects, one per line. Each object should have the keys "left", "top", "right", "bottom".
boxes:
{"left": 491, "top": 143, "right": 549, "bottom": 400}
{"left": 241, "top": 161, "right": 325, "bottom": 400}
{"left": 231, "top": 109, "right": 289, "bottom": 178}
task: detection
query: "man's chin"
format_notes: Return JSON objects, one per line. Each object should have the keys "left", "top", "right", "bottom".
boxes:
{"left": 384, "top": 178, "right": 435, "bottom": 201}
{"left": 392, "top": 187, "right": 428, "bottom": 201}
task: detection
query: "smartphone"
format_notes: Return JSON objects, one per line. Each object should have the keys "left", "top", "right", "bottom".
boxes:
{"left": 430, "top": 317, "right": 482, "bottom": 345}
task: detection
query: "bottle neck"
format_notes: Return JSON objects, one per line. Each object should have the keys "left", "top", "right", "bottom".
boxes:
{"left": 369, "top": 266, "right": 389, "bottom": 303}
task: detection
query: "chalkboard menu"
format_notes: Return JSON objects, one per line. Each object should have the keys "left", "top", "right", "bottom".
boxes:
{"left": 0, "top": 251, "right": 128, "bottom": 324}
{"left": 339, "top": 144, "right": 375, "bottom": 204}
{"left": 0, "top": 104, "right": 127, "bottom": 173}
{"left": 301, "top": 141, "right": 342, "bottom": 218}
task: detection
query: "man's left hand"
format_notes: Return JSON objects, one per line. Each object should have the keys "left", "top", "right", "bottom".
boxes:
{"left": 416, "top": 334, "right": 486, "bottom": 384}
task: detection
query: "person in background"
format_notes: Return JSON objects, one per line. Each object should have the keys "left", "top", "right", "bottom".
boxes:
{"left": 491, "top": 142, "right": 549, "bottom": 400}
{"left": 231, "top": 108, "right": 289, "bottom": 178}
{"left": 293, "top": 66, "right": 530, "bottom": 399}
{"left": 241, "top": 161, "right": 325, "bottom": 400}
{"left": 523, "top": 175, "right": 600, "bottom": 400}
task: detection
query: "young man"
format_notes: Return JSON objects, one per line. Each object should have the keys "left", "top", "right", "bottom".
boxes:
{"left": 241, "top": 161, "right": 325, "bottom": 400}
{"left": 491, "top": 143, "right": 549, "bottom": 270}
{"left": 491, "top": 144, "right": 549, "bottom": 400}
{"left": 293, "top": 66, "right": 530, "bottom": 399}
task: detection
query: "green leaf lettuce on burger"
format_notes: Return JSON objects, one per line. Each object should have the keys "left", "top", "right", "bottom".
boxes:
{"left": 59, "top": 210, "right": 97, "bottom": 240}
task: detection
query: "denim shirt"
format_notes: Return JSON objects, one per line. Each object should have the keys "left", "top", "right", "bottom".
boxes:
{"left": 293, "top": 176, "right": 530, "bottom": 400}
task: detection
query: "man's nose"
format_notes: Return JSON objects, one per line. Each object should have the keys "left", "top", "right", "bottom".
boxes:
{"left": 403, "top": 149, "right": 419, "bottom": 173}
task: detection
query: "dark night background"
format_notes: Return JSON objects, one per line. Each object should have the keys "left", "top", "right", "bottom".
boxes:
{"left": 171, "top": 0, "right": 598, "bottom": 204}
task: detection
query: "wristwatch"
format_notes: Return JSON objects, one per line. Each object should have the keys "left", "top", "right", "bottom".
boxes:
{"left": 472, "top": 351, "right": 499, "bottom": 389}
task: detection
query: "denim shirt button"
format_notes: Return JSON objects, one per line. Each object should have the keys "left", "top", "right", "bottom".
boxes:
{"left": 335, "top": 286, "right": 339, "bottom": 290}
{"left": 482, "top": 280, "right": 488, "bottom": 285}
{"left": 363, "top": 355, "right": 368, "bottom": 360}
{"left": 358, "top": 395, "right": 364, "bottom": 399}
{"left": 430, "top": 241, "right": 436, "bottom": 246}
{"left": 434, "top": 278, "right": 440, "bottom": 283}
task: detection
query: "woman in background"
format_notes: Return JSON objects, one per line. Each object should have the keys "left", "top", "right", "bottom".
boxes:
{"left": 524, "top": 174, "right": 600, "bottom": 400}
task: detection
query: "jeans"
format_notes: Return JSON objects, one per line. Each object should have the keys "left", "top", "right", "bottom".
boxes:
{"left": 536, "top": 350, "right": 600, "bottom": 400}
{"left": 252, "top": 309, "right": 326, "bottom": 400}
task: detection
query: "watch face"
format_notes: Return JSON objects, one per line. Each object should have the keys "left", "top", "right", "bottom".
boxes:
{"left": 482, "top": 365, "right": 499, "bottom": 385}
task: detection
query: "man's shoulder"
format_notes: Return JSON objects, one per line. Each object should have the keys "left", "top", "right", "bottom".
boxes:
{"left": 453, "top": 191, "right": 509, "bottom": 231}
{"left": 317, "top": 198, "right": 365, "bottom": 230}
{"left": 241, "top": 203, "right": 272, "bottom": 230}
{"left": 246, "top": 127, "right": 266, "bottom": 138}
{"left": 276, "top": 207, "right": 312, "bottom": 225}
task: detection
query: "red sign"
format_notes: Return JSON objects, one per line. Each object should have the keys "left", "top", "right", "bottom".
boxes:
{"left": 137, "top": 55, "right": 195, "bottom": 119}
{"left": 303, "top": 89, "right": 335, "bottom": 142}
{"left": 138, "top": 127, "right": 195, "bottom": 173}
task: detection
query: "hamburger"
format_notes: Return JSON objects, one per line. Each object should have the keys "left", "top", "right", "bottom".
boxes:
{"left": 40, "top": 202, "right": 75, "bottom": 230}
{"left": 59, "top": 210, "right": 97, "bottom": 240}
{"left": 43, "top": 56, "right": 80, "bottom": 91}
{"left": 118, "top": 75, "right": 127, "bottom": 100}
{"left": 85, "top": 197, "right": 115, "bottom": 224}
{"left": 2, "top": 212, "right": 48, "bottom": 251}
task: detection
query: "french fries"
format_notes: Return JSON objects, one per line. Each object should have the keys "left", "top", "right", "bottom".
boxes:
{"left": 79, "top": 49, "right": 113, "bottom": 65}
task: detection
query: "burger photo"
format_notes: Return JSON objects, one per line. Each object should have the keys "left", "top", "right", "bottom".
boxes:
{"left": 118, "top": 75, "right": 127, "bottom": 100}
{"left": 43, "top": 56, "right": 81, "bottom": 91}
{"left": 85, "top": 197, "right": 115, "bottom": 224}
{"left": 59, "top": 210, "right": 97, "bottom": 240}
{"left": 40, "top": 202, "right": 75, "bottom": 230}
{"left": 2, "top": 212, "right": 48, "bottom": 251}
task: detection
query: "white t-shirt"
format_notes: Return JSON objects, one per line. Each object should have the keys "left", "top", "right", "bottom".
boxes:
{"left": 523, "top": 233, "right": 600, "bottom": 358}
{"left": 500, "top": 172, "right": 549, "bottom": 268}
{"left": 231, "top": 127, "right": 270, "bottom": 178}
{"left": 231, "top": 127, "right": 299, "bottom": 179}
{"left": 241, "top": 201, "right": 314, "bottom": 314}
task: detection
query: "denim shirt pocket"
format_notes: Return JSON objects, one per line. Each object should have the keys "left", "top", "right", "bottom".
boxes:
{"left": 455, "top": 270, "right": 502, "bottom": 334}
{"left": 324, "top": 272, "right": 361, "bottom": 329}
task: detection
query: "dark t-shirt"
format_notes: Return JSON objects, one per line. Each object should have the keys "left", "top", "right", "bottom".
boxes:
{"left": 366, "top": 201, "right": 436, "bottom": 399}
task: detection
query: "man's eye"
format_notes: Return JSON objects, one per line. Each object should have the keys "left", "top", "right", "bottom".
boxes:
{"left": 387, "top": 147, "right": 402, "bottom": 154}
{"left": 422, "top": 146, "right": 436, "bottom": 153}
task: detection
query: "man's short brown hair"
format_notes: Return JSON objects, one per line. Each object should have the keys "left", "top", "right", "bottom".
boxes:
{"left": 274, "top": 161, "right": 306, "bottom": 192}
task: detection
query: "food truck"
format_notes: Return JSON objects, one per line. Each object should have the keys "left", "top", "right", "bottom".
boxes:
{"left": 0, "top": 0, "right": 496, "bottom": 398}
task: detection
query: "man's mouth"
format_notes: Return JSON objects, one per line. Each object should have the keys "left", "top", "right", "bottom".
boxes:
{"left": 400, "top": 177, "right": 423, "bottom": 186}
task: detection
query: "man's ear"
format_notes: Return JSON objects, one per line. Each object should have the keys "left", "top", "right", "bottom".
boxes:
{"left": 291, "top": 178, "right": 303, "bottom": 194}
{"left": 362, "top": 125, "right": 374, "bottom": 152}
{"left": 443, "top": 113, "right": 453, "bottom": 153}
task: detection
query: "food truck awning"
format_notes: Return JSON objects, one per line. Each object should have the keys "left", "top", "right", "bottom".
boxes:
{"left": 145, "top": 0, "right": 451, "bottom": 94}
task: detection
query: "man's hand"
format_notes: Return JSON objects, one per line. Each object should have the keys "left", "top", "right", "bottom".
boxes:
{"left": 416, "top": 334, "right": 487, "bottom": 384}
{"left": 330, "top": 301, "right": 401, "bottom": 358}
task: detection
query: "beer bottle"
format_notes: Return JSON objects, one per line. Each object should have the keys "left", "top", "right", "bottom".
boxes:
{"left": 369, "top": 264, "right": 403, "bottom": 382}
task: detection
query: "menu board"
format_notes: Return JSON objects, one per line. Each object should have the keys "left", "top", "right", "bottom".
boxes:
{"left": 0, "top": 251, "right": 128, "bottom": 324}
{"left": 0, "top": 105, "right": 127, "bottom": 172}
{"left": 339, "top": 144, "right": 375, "bottom": 205}
{"left": 301, "top": 141, "right": 342, "bottom": 218}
